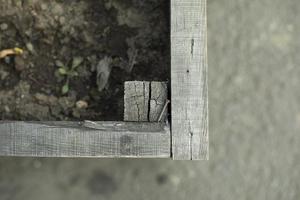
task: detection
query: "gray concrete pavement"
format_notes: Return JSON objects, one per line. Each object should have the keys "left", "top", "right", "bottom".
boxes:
{"left": 0, "top": 0, "right": 300, "bottom": 199}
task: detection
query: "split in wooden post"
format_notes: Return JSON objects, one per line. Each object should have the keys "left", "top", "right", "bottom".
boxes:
{"left": 124, "top": 81, "right": 168, "bottom": 122}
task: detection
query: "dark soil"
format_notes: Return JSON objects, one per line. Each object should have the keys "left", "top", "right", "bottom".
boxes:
{"left": 0, "top": 0, "right": 170, "bottom": 121}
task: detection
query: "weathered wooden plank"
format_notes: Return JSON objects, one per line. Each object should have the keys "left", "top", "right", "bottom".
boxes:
{"left": 124, "top": 81, "right": 168, "bottom": 122}
{"left": 149, "top": 82, "right": 168, "bottom": 122}
{"left": 0, "top": 121, "right": 171, "bottom": 158}
{"left": 171, "top": 0, "right": 208, "bottom": 160}
{"left": 124, "top": 81, "right": 150, "bottom": 122}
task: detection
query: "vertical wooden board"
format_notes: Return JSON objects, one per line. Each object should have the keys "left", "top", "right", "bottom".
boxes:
{"left": 149, "top": 82, "right": 168, "bottom": 122}
{"left": 171, "top": 0, "right": 208, "bottom": 160}
{"left": 124, "top": 81, "right": 150, "bottom": 122}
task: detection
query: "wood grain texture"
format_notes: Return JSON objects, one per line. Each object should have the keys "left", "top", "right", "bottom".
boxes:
{"left": 0, "top": 121, "right": 170, "bottom": 158}
{"left": 149, "top": 82, "right": 168, "bottom": 122}
{"left": 171, "top": 0, "right": 208, "bottom": 160}
{"left": 124, "top": 81, "right": 150, "bottom": 122}
{"left": 124, "top": 81, "right": 168, "bottom": 122}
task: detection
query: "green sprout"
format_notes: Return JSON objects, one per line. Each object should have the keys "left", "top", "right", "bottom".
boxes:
{"left": 55, "top": 57, "right": 83, "bottom": 95}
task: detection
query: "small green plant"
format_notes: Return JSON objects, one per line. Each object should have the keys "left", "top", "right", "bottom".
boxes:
{"left": 55, "top": 57, "right": 83, "bottom": 94}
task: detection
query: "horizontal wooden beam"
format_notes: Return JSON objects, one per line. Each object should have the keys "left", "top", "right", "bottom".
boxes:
{"left": 0, "top": 121, "right": 171, "bottom": 158}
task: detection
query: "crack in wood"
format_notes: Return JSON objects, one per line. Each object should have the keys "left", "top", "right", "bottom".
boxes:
{"left": 133, "top": 82, "right": 141, "bottom": 121}
{"left": 124, "top": 81, "right": 168, "bottom": 122}
{"left": 188, "top": 121, "right": 194, "bottom": 160}
{"left": 191, "top": 38, "right": 195, "bottom": 57}
{"left": 147, "top": 82, "right": 152, "bottom": 122}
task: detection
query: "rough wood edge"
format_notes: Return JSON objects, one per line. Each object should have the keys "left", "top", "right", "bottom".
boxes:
{"left": 0, "top": 121, "right": 171, "bottom": 158}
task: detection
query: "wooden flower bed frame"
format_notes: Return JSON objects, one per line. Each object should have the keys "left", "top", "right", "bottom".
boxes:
{"left": 0, "top": 0, "right": 208, "bottom": 160}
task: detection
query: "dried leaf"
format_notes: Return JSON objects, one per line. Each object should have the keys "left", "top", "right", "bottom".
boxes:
{"left": 125, "top": 37, "right": 138, "bottom": 73}
{"left": 96, "top": 56, "right": 113, "bottom": 92}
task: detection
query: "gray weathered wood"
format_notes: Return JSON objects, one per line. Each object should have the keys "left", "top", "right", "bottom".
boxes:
{"left": 0, "top": 1, "right": 209, "bottom": 160}
{"left": 124, "top": 81, "right": 150, "bottom": 122}
{"left": 171, "top": 0, "right": 209, "bottom": 160}
{"left": 124, "top": 81, "right": 168, "bottom": 122}
{"left": 0, "top": 121, "right": 170, "bottom": 158}
{"left": 149, "top": 82, "right": 168, "bottom": 122}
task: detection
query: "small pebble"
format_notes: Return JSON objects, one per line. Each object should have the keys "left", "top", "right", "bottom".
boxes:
{"left": 35, "top": 93, "right": 48, "bottom": 102}
{"left": 14, "top": 56, "right": 26, "bottom": 72}
{"left": 59, "top": 16, "right": 66, "bottom": 25}
{"left": 0, "top": 23, "right": 8, "bottom": 31}
{"left": 76, "top": 100, "right": 88, "bottom": 109}
{"left": 41, "top": 3, "right": 47, "bottom": 11}
{"left": 26, "top": 42, "right": 34, "bottom": 53}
